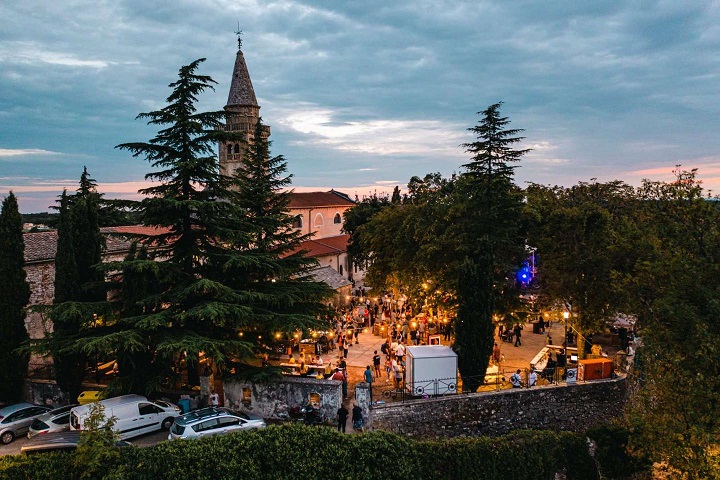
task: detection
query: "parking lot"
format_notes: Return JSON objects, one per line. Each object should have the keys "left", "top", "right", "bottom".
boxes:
{"left": 0, "top": 428, "right": 168, "bottom": 457}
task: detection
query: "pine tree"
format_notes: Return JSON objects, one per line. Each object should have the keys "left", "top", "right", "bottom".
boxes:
{"left": 453, "top": 103, "right": 528, "bottom": 391}
{"left": 0, "top": 192, "right": 31, "bottom": 403}
{"left": 72, "top": 59, "right": 330, "bottom": 392}
{"left": 230, "top": 118, "right": 332, "bottom": 343}
{"left": 391, "top": 186, "right": 402, "bottom": 204}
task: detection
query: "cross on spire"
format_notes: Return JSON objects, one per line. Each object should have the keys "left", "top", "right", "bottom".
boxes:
{"left": 234, "top": 24, "right": 243, "bottom": 49}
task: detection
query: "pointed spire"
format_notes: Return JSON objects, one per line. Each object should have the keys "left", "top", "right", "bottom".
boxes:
{"left": 226, "top": 32, "right": 258, "bottom": 109}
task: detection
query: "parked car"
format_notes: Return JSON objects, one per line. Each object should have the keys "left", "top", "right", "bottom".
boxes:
{"left": 21, "top": 431, "right": 132, "bottom": 454}
{"left": 70, "top": 395, "right": 180, "bottom": 440}
{"left": 168, "top": 406, "right": 266, "bottom": 440}
{"left": 27, "top": 404, "right": 78, "bottom": 438}
{"left": 0, "top": 403, "right": 52, "bottom": 444}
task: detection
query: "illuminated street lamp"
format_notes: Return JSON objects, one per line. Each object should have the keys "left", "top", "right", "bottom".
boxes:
{"left": 563, "top": 311, "right": 570, "bottom": 347}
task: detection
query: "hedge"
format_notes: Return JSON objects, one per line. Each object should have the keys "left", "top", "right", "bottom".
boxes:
{"left": 0, "top": 424, "right": 598, "bottom": 480}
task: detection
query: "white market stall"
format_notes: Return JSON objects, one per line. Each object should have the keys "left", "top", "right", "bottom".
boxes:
{"left": 405, "top": 345, "right": 458, "bottom": 396}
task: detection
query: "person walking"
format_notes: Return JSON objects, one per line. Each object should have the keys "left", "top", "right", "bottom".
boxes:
{"left": 513, "top": 324, "right": 523, "bottom": 347}
{"left": 364, "top": 365, "right": 374, "bottom": 401}
{"left": 336, "top": 403, "right": 349, "bottom": 433}
{"left": 492, "top": 342, "right": 501, "bottom": 365}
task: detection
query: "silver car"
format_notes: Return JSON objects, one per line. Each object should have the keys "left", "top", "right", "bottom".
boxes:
{"left": 0, "top": 403, "right": 52, "bottom": 444}
{"left": 168, "top": 407, "right": 266, "bottom": 440}
{"left": 28, "top": 404, "right": 77, "bottom": 438}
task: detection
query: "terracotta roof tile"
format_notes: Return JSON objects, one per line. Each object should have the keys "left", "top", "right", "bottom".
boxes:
{"left": 285, "top": 234, "right": 349, "bottom": 258}
{"left": 288, "top": 191, "right": 355, "bottom": 209}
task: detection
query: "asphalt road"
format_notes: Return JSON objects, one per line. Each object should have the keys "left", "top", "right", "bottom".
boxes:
{"left": 0, "top": 429, "right": 168, "bottom": 457}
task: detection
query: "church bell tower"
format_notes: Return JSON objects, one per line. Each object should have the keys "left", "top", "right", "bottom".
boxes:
{"left": 219, "top": 33, "right": 270, "bottom": 177}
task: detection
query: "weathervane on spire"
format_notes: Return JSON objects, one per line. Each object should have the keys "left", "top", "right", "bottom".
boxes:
{"left": 234, "top": 23, "right": 243, "bottom": 49}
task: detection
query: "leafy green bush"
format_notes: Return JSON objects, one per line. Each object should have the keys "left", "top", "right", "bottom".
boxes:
{"left": 0, "top": 425, "right": 599, "bottom": 480}
{"left": 587, "top": 425, "right": 650, "bottom": 479}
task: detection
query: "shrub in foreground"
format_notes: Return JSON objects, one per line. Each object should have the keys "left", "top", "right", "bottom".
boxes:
{"left": 0, "top": 424, "right": 598, "bottom": 480}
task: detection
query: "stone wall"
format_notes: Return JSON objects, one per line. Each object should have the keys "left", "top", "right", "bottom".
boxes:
{"left": 370, "top": 376, "right": 627, "bottom": 439}
{"left": 224, "top": 376, "right": 343, "bottom": 424}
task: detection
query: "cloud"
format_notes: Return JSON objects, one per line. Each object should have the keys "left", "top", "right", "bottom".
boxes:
{"left": 0, "top": 42, "right": 114, "bottom": 68}
{"left": 0, "top": 148, "right": 63, "bottom": 158}
{"left": 275, "top": 105, "right": 467, "bottom": 157}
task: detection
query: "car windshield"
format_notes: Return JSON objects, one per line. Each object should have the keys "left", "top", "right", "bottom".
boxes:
{"left": 170, "top": 423, "right": 185, "bottom": 435}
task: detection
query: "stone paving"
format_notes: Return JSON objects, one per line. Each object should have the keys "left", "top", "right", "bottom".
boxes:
{"left": 312, "top": 318, "right": 571, "bottom": 402}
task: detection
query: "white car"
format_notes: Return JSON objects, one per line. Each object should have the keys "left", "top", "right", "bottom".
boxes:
{"left": 28, "top": 404, "right": 77, "bottom": 438}
{"left": 168, "top": 407, "right": 266, "bottom": 440}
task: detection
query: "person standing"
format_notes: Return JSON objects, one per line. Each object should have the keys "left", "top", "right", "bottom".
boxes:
{"left": 514, "top": 324, "right": 523, "bottom": 347}
{"left": 352, "top": 403, "right": 364, "bottom": 431}
{"left": 364, "top": 365, "right": 374, "bottom": 401}
{"left": 373, "top": 350, "right": 382, "bottom": 377}
{"left": 336, "top": 403, "right": 349, "bottom": 433}
{"left": 492, "top": 342, "right": 501, "bottom": 365}
{"left": 528, "top": 369, "right": 537, "bottom": 387}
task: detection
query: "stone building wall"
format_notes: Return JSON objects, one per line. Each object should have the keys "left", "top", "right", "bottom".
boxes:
{"left": 370, "top": 377, "right": 627, "bottom": 439}
{"left": 224, "top": 376, "right": 343, "bottom": 425}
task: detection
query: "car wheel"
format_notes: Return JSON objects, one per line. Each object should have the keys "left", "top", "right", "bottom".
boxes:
{"left": 161, "top": 417, "right": 174, "bottom": 430}
{"left": 1, "top": 431, "right": 14, "bottom": 445}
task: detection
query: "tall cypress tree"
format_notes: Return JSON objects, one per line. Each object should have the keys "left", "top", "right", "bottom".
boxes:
{"left": 71, "top": 167, "right": 104, "bottom": 302}
{"left": 51, "top": 189, "right": 86, "bottom": 400}
{"left": 453, "top": 103, "right": 528, "bottom": 392}
{"left": 0, "top": 192, "right": 31, "bottom": 403}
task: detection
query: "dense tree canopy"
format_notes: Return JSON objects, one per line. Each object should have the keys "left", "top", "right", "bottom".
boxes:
{"left": 42, "top": 59, "right": 331, "bottom": 393}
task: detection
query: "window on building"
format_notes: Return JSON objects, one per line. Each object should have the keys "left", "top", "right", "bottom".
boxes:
{"left": 291, "top": 215, "right": 303, "bottom": 228}
{"left": 314, "top": 213, "right": 324, "bottom": 227}
{"left": 227, "top": 145, "right": 232, "bottom": 155}
{"left": 333, "top": 213, "right": 342, "bottom": 224}
{"left": 339, "top": 265, "right": 343, "bottom": 275}
{"left": 234, "top": 144, "right": 240, "bottom": 154}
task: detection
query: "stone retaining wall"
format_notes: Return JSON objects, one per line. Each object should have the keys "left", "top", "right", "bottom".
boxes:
{"left": 370, "top": 376, "right": 627, "bottom": 438}
{"left": 224, "top": 376, "right": 343, "bottom": 424}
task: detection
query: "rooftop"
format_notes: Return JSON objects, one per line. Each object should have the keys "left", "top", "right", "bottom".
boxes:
{"left": 288, "top": 190, "right": 355, "bottom": 209}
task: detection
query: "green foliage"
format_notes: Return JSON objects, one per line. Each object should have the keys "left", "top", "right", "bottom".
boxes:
{"left": 525, "top": 181, "right": 634, "bottom": 339}
{"left": 0, "top": 192, "right": 31, "bottom": 403}
{"left": 454, "top": 104, "right": 527, "bottom": 385}
{"left": 454, "top": 258, "right": 495, "bottom": 392}
{"left": 586, "top": 425, "right": 650, "bottom": 479}
{"left": 614, "top": 171, "right": 720, "bottom": 479}
{"left": 342, "top": 193, "right": 390, "bottom": 267}
{"left": 74, "top": 404, "right": 120, "bottom": 480}
{"left": 55, "top": 59, "right": 332, "bottom": 392}
{"left": 0, "top": 424, "right": 598, "bottom": 480}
